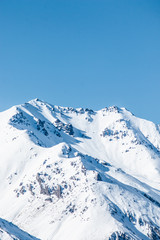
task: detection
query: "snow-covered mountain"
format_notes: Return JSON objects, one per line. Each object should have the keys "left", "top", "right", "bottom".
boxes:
{"left": 0, "top": 98, "right": 160, "bottom": 240}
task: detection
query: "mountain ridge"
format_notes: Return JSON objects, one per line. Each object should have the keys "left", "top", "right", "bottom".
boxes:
{"left": 0, "top": 99, "right": 160, "bottom": 240}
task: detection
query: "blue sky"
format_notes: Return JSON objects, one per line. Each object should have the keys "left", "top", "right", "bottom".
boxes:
{"left": 0, "top": 0, "right": 160, "bottom": 123}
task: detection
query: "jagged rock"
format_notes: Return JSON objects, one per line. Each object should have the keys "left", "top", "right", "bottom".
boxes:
{"left": 37, "top": 119, "right": 45, "bottom": 129}
{"left": 85, "top": 108, "right": 95, "bottom": 115}
{"left": 53, "top": 185, "right": 62, "bottom": 199}
{"left": 37, "top": 119, "right": 48, "bottom": 136}
{"left": 109, "top": 232, "right": 131, "bottom": 240}
{"left": 148, "top": 225, "right": 160, "bottom": 240}
{"left": 63, "top": 123, "right": 74, "bottom": 135}
{"left": 96, "top": 173, "right": 102, "bottom": 181}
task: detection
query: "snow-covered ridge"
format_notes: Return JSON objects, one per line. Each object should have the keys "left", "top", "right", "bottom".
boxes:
{"left": 0, "top": 99, "right": 160, "bottom": 240}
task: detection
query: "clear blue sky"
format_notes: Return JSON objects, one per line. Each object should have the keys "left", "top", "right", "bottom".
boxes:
{"left": 0, "top": 0, "right": 160, "bottom": 123}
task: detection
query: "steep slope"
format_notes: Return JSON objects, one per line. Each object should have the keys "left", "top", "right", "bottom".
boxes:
{"left": 0, "top": 218, "right": 39, "bottom": 240}
{"left": 0, "top": 99, "right": 160, "bottom": 240}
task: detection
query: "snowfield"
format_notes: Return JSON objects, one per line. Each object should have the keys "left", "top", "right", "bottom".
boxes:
{"left": 0, "top": 98, "right": 160, "bottom": 240}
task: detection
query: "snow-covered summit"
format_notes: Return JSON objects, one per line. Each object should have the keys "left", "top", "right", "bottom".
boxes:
{"left": 0, "top": 99, "right": 160, "bottom": 240}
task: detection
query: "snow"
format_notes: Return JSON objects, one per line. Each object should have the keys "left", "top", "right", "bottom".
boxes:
{"left": 0, "top": 218, "right": 39, "bottom": 240}
{"left": 0, "top": 98, "right": 160, "bottom": 239}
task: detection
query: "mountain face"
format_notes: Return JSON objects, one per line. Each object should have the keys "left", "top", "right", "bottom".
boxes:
{"left": 0, "top": 98, "right": 160, "bottom": 240}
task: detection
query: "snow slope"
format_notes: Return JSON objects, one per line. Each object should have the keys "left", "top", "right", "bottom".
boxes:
{"left": 0, "top": 218, "right": 39, "bottom": 240}
{"left": 0, "top": 98, "right": 160, "bottom": 240}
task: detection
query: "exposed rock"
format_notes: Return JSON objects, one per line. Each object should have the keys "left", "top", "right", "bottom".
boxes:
{"left": 109, "top": 232, "right": 131, "bottom": 240}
